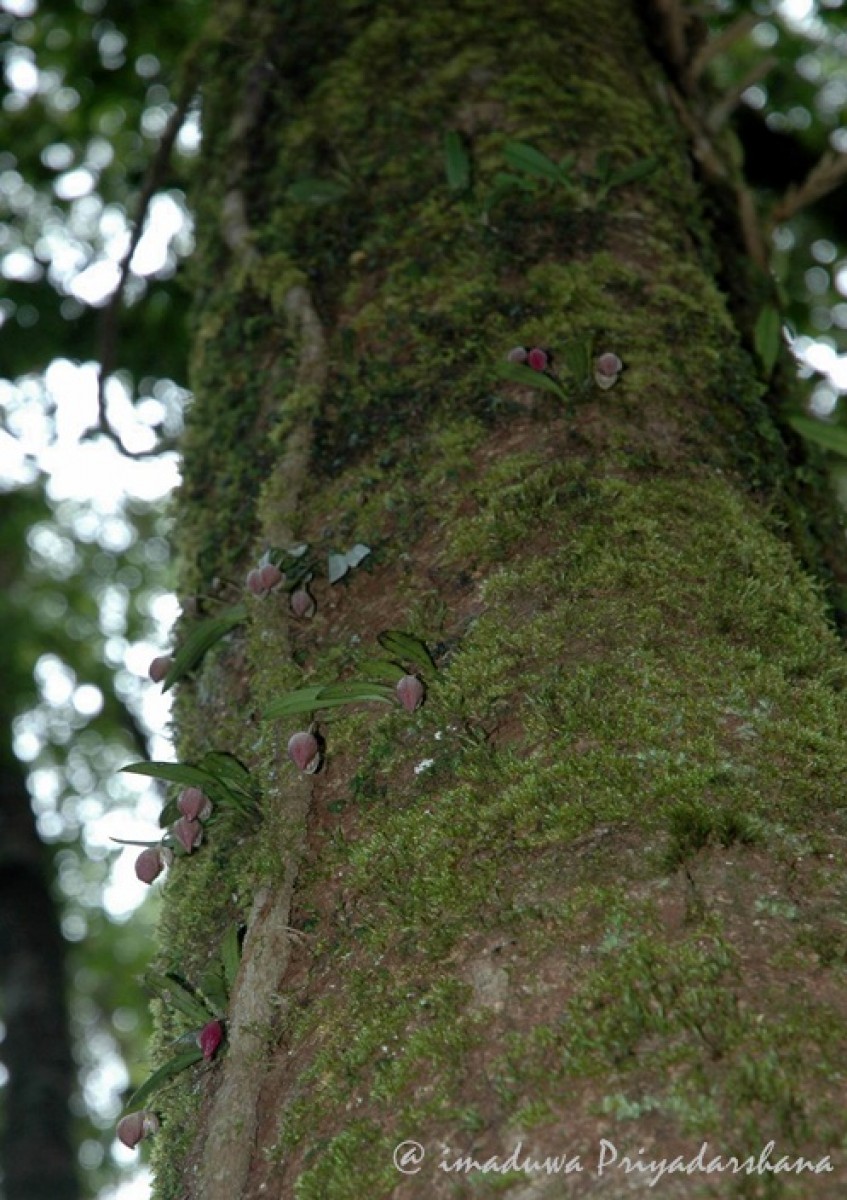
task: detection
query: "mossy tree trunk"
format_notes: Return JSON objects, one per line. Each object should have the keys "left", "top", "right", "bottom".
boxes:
{"left": 149, "top": 2, "right": 847, "bottom": 1197}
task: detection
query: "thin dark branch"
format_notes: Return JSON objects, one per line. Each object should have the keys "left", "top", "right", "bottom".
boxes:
{"left": 94, "top": 71, "right": 199, "bottom": 460}
{"left": 688, "top": 13, "right": 758, "bottom": 85}
{"left": 706, "top": 56, "right": 778, "bottom": 134}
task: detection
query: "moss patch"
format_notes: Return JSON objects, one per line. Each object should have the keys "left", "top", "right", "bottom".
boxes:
{"left": 150, "top": 0, "right": 847, "bottom": 1196}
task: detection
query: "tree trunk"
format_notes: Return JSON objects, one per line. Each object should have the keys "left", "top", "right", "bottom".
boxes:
{"left": 0, "top": 496, "right": 79, "bottom": 1200}
{"left": 0, "top": 762, "right": 79, "bottom": 1200}
{"left": 148, "top": 3, "right": 847, "bottom": 1197}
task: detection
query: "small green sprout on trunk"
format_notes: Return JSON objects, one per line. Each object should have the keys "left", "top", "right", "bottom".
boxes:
{"left": 117, "top": 924, "right": 242, "bottom": 1150}
{"left": 266, "top": 630, "right": 435, "bottom": 771}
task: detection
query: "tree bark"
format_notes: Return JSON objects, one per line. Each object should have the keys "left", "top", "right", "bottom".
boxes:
{"left": 0, "top": 495, "right": 79, "bottom": 1200}
{"left": 0, "top": 764, "right": 79, "bottom": 1200}
{"left": 148, "top": 3, "right": 847, "bottom": 1197}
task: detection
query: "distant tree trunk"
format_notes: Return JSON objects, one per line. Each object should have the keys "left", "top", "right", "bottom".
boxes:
{"left": 0, "top": 495, "right": 79, "bottom": 1200}
{"left": 149, "top": 3, "right": 847, "bottom": 1198}
{"left": 0, "top": 761, "right": 78, "bottom": 1200}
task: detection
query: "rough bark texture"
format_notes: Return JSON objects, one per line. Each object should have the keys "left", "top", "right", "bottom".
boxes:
{"left": 147, "top": 3, "right": 847, "bottom": 1198}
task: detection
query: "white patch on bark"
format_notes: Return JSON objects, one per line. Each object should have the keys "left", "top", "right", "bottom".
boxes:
{"left": 466, "top": 956, "right": 509, "bottom": 1012}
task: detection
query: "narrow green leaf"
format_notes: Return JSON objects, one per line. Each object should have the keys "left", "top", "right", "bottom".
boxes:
{"left": 125, "top": 1049, "right": 203, "bottom": 1113}
{"left": 145, "top": 971, "right": 212, "bottom": 1024}
{"left": 593, "top": 150, "right": 612, "bottom": 181}
{"left": 492, "top": 171, "right": 535, "bottom": 191}
{"left": 556, "top": 154, "right": 576, "bottom": 183}
{"left": 198, "top": 965, "right": 229, "bottom": 1017}
{"left": 200, "top": 752, "right": 255, "bottom": 800}
{"left": 481, "top": 172, "right": 536, "bottom": 220}
{"left": 357, "top": 657, "right": 408, "bottom": 684}
{"left": 121, "top": 761, "right": 221, "bottom": 790}
{"left": 286, "top": 178, "right": 349, "bottom": 205}
{"left": 606, "top": 156, "right": 659, "bottom": 190}
{"left": 200, "top": 751, "right": 251, "bottom": 784}
{"left": 220, "top": 924, "right": 242, "bottom": 990}
{"left": 284, "top": 562, "right": 313, "bottom": 589}
{"left": 315, "top": 681, "right": 396, "bottom": 704}
{"left": 754, "top": 304, "right": 782, "bottom": 374}
{"left": 444, "top": 130, "right": 471, "bottom": 192}
{"left": 158, "top": 799, "right": 179, "bottom": 829}
{"left": 562, "top": 338, "right": 593, "bottom": 384}
{"left": 377, "top": 630, "right": 436, "bottom": 675}
{"left": 264, "top": 679, "right": 395, "bottom": 719}
{"left": 125, "top": 756, "right": 252, "bottom": 813}
{"left": 502, "top": 141, "right": 562, "bottom": 183}
{"left": 494, "top": 360, "right": 568, "bottom": 401}
{"left": 787, "top": 415, "right": 847, "bottom": 459}
{"left": 263, "top": 685, "right": 326, "bottom": 720}
{"left": 162, "top": 605, "right": 247, "bottom": 691}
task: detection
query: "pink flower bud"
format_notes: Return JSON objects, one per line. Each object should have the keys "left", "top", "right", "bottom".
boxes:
{"left": 134, "top": 847, "right": 172, "bottom": 885}
{"left": 527, "top": 347, "right": 549, "bottom": 372}
{"left": 248, "top": 563, "right": 283, "bottom": 596}
{"left": 259, "top": 563, "right": 282, "bottom": 591}
{"left": 172, "top": 816, "right": 203, "bottom": 854}
{"left": 178, "top": 787, "right": 213, "bottom": 822}
{"left": 595, "top": 352, "right": 622, "bottom": 375}
{"left": 396, "top": 674, "right": 426, "bottom": 712}
{"left": 287, "top": 730, "right": 322, "bottom": 774}
{"left": 289, "top": 586, "right": 316, "bottom": 619}
{"left": 148, "top": 656, "right": 173, "bottom": 684}
{"left": 506, "top": 346, "right": 528, "bottom": 363}
{"left": 246, "top": 568, "right": 265, "bottom": 596}
{"left": 116, "top": 1110, "right": 160, "bottom": 1149}
{"left": 594, "top": 352, "right": 623, "bottom": 390}
{"left": 198, "top": 1019, "right": 224, "bottom": 1060}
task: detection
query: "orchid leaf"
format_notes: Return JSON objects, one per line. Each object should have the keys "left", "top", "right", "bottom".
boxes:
{"left": 124, "top": 1049, "right": 203, "bottom": 1114}
{"left": 161, "top": 606, "right": 246, "bottom": 691}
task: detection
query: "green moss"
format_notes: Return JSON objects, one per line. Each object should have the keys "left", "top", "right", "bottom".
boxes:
{"left": 291, "top": 1122, "right": 399, "bottom": 1200}
{"left": 152, "top": 0, "right": 847, "bottom": 1195}
{"left": 239, "top": 460, "right": 847, "bottom": 1188}
{"left": 497, "top": 909, "right": 847, "bottom": 1150}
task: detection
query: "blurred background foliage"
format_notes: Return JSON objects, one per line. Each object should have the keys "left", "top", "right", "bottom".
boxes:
{"left": 0, "top": 0, "right": 845, "bottom": 1197}
{"left": 710, "top": 0, "right": 847, "bottom": 412}
{"left": 0, "top": 0, "right": 206, "bottom": 1195}
{"left": 0, "top": 0, "right": 202, "bottom": 380}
